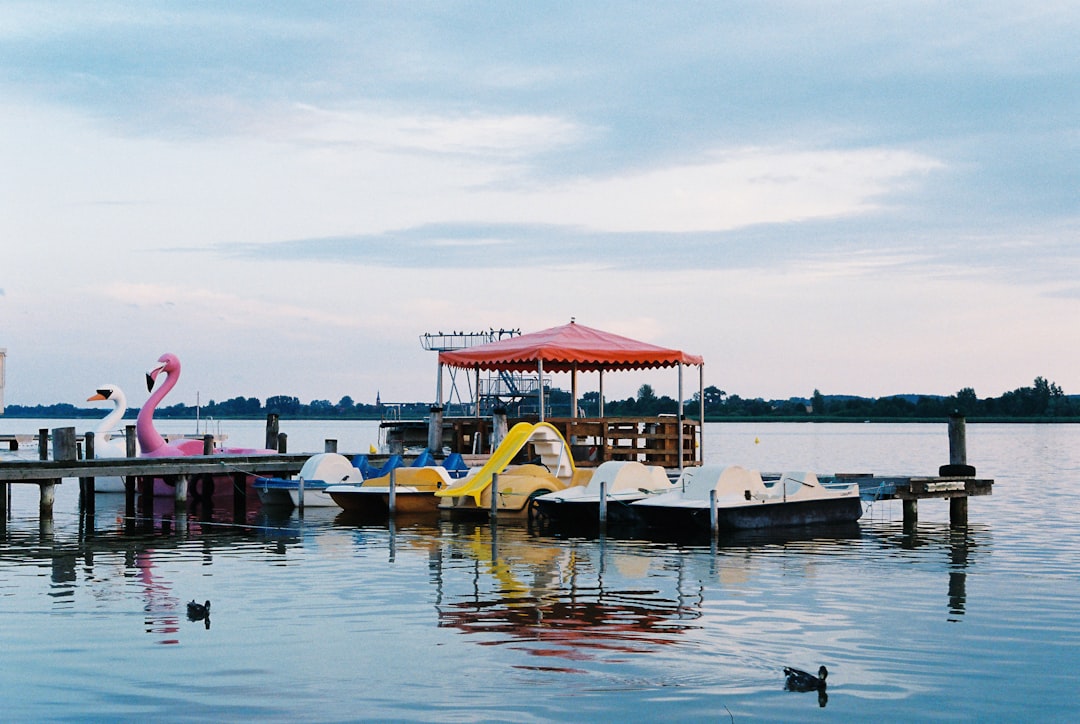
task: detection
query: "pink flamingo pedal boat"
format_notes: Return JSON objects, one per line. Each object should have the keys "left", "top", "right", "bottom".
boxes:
{"left": 138, "top": 353, "right": 275, "bottom": 497}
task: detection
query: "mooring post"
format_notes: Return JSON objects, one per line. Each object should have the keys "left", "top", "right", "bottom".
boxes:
{"left": 265, "top": 413, "right": 280, "bottom": 451}
{"left": 948, "top": 412, "right": 967, "bottom": 466}
{"left": 490, "top": 472, "right": 499, "bottom": 520}
{"left": 232, "top": 472, "right": 247, "bottom": 522}
{"left": 388, "top": 467, "right": 396, "bottom": 514}
{"left": 46, "top": 427, "right": 76, "bottom": 518}
{"left": 710, "top": 489, "right": 718, "bottom": 536}
{"left": 125, "top": 425, "right": 137, "bottom": 457}
{"left": 903, "top": 499, "right": 918, "bottom": 529}
{"left": 297, "top": 476, "right": 305, "bottom": 513}
{"left": 202, "top": 434, "right": 214, "bottom": 455}
{"left": 38, "top": 428, "right": 48, "bottom": 461}
{"left": 277, "top": 433, "right": 288, "bottom": 453}
{"left": 174, "top": 474, "right": 189, "bottom": 505}
{"left": 599, "top": 479, "right": 608, "bottom": 523}
{"left": 325, "top": 439, "right": 337, "bottom": 453}
{"left": 428, "top": 405, "right": 444, "bottom": 456}
{"left": 948, "top": 412, "right": 969, "bottom": 526}
{"left": 81, "top": 432, "right": 96, "bottom": 515}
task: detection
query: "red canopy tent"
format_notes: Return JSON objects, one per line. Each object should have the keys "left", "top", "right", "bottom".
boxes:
{"left": 438, "top": 320, "right": 703, "bottom": 373}
{"left": 436, "top": 321, "right": 705, "bottom": 463}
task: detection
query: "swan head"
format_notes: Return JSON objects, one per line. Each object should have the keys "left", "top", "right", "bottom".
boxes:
{"left": 146, "top": 353, "right": 180, "bottom": 392}
{"left": 87, "top": 385, "right": 121, "bottom": 403}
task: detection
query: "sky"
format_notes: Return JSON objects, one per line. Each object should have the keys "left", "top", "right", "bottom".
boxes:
{"left": 1, "top": 1, "right": 1078, "bottom": 410}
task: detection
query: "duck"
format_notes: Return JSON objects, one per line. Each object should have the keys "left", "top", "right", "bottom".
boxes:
{"left": 186, "top": 600, "right": 211, "bottom": 620}
{"left": 784, "top": 665, "right": 827, "bottom": 691}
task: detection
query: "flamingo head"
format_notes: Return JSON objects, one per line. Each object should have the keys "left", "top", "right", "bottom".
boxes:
{"left": 87, "top": 385, "right": 120, "bottom": 403}
{"left": 146, "top": 353, "right": 180, "bottom": 393}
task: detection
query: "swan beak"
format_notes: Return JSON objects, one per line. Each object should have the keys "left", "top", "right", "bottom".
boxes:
{"left": 87, "top": 393, "right": 107, "bottom": 402}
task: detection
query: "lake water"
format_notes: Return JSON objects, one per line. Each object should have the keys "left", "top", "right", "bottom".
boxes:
{"left": 2, "top": 419, "right": 1078, "bottom": 722}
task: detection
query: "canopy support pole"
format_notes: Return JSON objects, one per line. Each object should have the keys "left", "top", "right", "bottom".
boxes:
{"left": 678, "top": 364, "right": 685, "bottom": 470}
{"left": 537, "top": 359, "right": 545, "bottom": 422}
{"left": 474, "top": 366, "right": 481, "bottom": 419}
{"left": 699, "top": 363, "right": 705, "bottom": 464}
{"left": 571, "top": 363, "right": 578, "bottom": 418}
{"left": 435, "top": 362, "right": 444, "bottom": 406}
{"left": 599, "top": 370, "right": 605, "bottom": 418}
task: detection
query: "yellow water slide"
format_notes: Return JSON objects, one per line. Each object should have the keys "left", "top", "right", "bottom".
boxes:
{"left": 435, "top": 422, "right": 576, "bottom": 506}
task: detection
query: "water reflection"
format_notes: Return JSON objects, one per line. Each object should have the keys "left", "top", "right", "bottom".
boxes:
{"left": 864, "top": 522, "right": 984, "bottom": 622}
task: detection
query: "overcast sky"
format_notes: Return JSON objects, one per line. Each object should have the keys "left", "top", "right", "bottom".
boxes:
{"left": 2, "top": 2, "right": 1078, "bottom": 410}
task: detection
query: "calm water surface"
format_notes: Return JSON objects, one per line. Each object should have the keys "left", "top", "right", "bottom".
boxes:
{"left": 2, "top": 420, "right": 1078, "bottom": 722}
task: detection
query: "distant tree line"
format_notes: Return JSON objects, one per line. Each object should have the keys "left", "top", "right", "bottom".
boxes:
{"left": 573, "top": 376, "right": 1078, "bottom": 421}
{"left": 4, "top": 377, "right": 1076, "bottom": 422}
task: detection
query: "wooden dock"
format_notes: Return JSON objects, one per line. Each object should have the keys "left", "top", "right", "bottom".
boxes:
{"left": 1, "top": 414, "right": 993, "bottom": 529}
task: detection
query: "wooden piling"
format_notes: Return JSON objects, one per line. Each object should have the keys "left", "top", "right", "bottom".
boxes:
{"left": 265, "top": 413, "right": 280, "bottom": 451}
{"left": 202, "top": 435, "right": 214, "bottom": 455}
{"left": 45, "top": 427, "right": 77, "bottom": 518}
{"left": 950, "top": 496, "right": 969, "bottom": 526}
{"left": 709, "top": 489, "right": 718, "bottom": 535}
{"left": 388, "top": 467, "right": 396, "bottom": 514}
{"left": 174, "top": 474, "right": 189, "bottom": 505}
{"left": 325, "top": 439, "right": 338, "bottom": 453}
{"left": 903, "top": 499, "right": 918, "bottom": 529}
{"left": 277, "top": 433, "right": 287, "bottom": 453}
{"left": 125, "top": 425, "right": 137, "bottom": 458}
{"left": 80, "top": 432, "right": 96, "bottom": 515}
{"left": 948, "top": 413, "right": 969, "bottom": 526}
{"left": 490, "top": 472, "right": 499, "bottom": 520}
{"left": 598, "top": 480, "right": 608, "bottom": 523}
{"left": 428, "top": 405, "right": 444, "bottom": 455}
{"left": 232, "top": 471, "right": 247, "bottom": 522}
{"left": 948, "top": 413, "right": 967, "bottom": 466}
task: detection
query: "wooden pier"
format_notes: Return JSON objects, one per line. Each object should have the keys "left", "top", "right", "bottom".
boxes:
{"left": 0, "top": 423, "right": 309, "bottom": 521}
{"left": 2, "top": 414, "right": 993, "bottom": 528}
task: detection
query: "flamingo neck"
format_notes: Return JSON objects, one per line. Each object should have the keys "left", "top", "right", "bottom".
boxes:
{"left": 137, "top": 372, "right": 176, "bottom": 454}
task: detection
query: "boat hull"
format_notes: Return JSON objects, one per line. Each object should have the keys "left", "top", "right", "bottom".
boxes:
{"left": 531, "top": 497, "right": 645, "bottom": 527}
{"left": 327, "top": 487, "right": 440, "bottom": 515}
{"left": 634, "top": 495, "right": 863, "bottom": 532}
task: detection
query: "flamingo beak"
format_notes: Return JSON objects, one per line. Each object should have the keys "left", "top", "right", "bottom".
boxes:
{"left": 146, "top": 363, "right": 166, "bottom": 392}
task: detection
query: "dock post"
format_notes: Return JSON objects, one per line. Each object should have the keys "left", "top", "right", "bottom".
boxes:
{"left": 428, "top": 405, "right": 444, "bottom": 456}
{"left": 232, "top": 472, "right": 247, "bottom": 522}
{"left": 277, "top": 433, "right": 287, "bottom": 453}
{"left": 80, "top": 432, "right": 96, "bottom": 515}
{"left": 38, "top": 428, "right": 48, "bottom": 460}
{"left": 174, "top": 474, "right": 189, "bottom": 505}
{"left": 265, "top": 413, "right": 280, "bottom": 451}
{"left": 903, "top": 499, "right": 918, "bottom": 529}
{"left": 388, "top": 467, "right": 396, "bottom": 514}
{"left": 950, "top": 496, "right": 968, "bottom": 526}
{"left": 710, "top": 489, "right": 718, "bottom": 536}
{"left": 599, "top": 480, "right": 608, "bottom": 523}
{"left": 325, "top": 439, "right": 337, "bottom": 453}
{"left": 46, "top": 427, "right": 77, "bottom": 518}
{"left": 948, "top": 412, "right": 970, "bottom": 526}
{"left": 202, "top": 434, "right": 214, "bottom": 455}
{"left": 490, "top": 472, "right": 499, "bottom": 521}
{"left": 948, "top": 412, "right": 967, "bottom": 466}
{"left": 297, "top": 476, "right": 305, "bottom": 513}
{"left": 125, "top": 425, "right": 137, "bottom": 457}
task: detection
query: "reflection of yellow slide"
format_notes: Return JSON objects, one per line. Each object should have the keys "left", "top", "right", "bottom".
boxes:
{"left": 436, "top": 422, "right": 575, "bottom": 506}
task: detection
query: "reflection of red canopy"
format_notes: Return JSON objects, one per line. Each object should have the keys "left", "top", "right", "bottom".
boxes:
{"left": 438, "top": 321, "right": 703, "bottom": 372}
